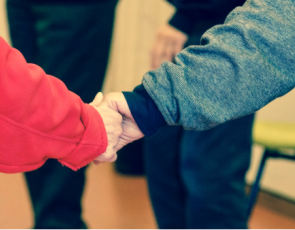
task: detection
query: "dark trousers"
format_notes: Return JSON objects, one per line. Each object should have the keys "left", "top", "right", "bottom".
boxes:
{"left": 6, "top": 0, "right": 117, "bottom": 228}
{"left": 145, "top": 114, "right": 254, "bottom": 229}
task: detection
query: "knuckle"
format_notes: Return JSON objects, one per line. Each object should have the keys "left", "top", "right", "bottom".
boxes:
{"left": 115, "top": 113, "right": 123, "bottom": 122}
{"left": 115, "top": 128, "right": 122, "bottom": 137}
{"left": 107, "top": 126, "right": 115, "bottom": 134}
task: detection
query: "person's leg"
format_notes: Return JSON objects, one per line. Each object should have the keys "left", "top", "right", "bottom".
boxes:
{"left": 6, "top": 0, "right": 36, "bottom": 63}
{"left": 32, "top": 0, "right": 118, "bottom": 103}
{"left": 144, "top": 126, "right": 186, "bottom": 228}
{"left": 115, "top": 139, "right": 145, "bottom": 175}
{"left": 7, "top": 0, "right": 117, "bottom": 228}
{"left": 180, "top": 114, "right": 254, "bottom": 229}
{"left": 25, "top": 160, "right": 88, "bottom": 229}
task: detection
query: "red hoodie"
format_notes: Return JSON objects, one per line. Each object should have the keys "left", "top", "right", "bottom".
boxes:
{"left": 0, "top": 37, "right": 107, "bottom": 173}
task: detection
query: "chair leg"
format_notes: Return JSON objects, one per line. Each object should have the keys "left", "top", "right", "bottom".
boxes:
{"left": 247, "top": 149, "right": 270, "bottom": 218}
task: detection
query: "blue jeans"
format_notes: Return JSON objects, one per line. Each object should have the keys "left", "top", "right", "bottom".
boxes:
{"left": 144, "top": 114, "right": 254, "bottom": 228}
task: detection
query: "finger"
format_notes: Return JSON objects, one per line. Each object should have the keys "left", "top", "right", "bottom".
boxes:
{"left": 161, "top": 42, "right": 174, "bottom": 63}
{"left": 173, "top": 40, "right": 184, "bottom": 54}
{"left": 98, "top": 96, "right": 120, "bottom": 113}
{"left": 95, "top": 145, "right": 117, "bottom": 162}
{"left": 151, "top": 44, "right": 160, "bottom": 69}
{"left": 106, "top": 153, "right": 117, "bottom": 162}
{"left": 93, "top": 160, "right": 100, "bottom": 165}
{"left": 115, "top": 142, "right": 125, "bottom": 152}
{"left": 93, "top": 151, "right": 117, "bottom": 165}
{"left": 151, "top": 37, "right": 166, "bottom": 69}
{"left": 95, "top": 151, "right": 117, "bottom": 163}
{"left": 115, "top": 138, "right": 130, "bottom": 152}
{"left": 90, "top": 92, "right": 104, "bottom": 106}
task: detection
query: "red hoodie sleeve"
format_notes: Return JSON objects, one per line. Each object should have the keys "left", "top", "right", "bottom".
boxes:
{"left": 0, "top": 37, "right": 107, "bottom": 173}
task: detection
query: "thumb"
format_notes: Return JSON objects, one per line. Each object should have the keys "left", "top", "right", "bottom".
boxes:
{"left": 90, "top": 92, "right": 104, "bottom": 106}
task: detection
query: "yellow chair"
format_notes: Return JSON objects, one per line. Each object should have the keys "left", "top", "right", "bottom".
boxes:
{"left": 247, "top": 121, "right": 295, "bottom": 217}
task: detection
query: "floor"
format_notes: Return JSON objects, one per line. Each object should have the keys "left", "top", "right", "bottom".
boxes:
{"left": 1, "top": 163, "right": 295, "bottom": 229}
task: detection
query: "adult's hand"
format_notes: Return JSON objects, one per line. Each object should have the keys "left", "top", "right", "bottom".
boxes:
{"left": 100, "top": 92, "right": 144, "bottom": 150}
{"left": 90, "top": 92, "right": 123, "bottom": 164}
{"left": 151, "top": 23, "right": 188, "bottom": 69}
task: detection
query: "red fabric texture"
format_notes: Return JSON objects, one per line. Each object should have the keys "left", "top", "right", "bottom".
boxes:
{"left": 0, "top": 37, "right": 107, "bottom": 173}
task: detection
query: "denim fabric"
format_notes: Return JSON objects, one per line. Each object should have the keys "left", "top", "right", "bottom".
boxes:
{"left": 143, "top": 0, "right": 295, "bottom": 131}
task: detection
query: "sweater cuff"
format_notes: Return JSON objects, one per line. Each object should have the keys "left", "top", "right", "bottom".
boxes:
{"left": 58, "top": 103, "right": 107, "bottom": 171}
{"left": 168, "top": 9, "right": 198, "bottom": 35}
{"left": 123, "top": 84, "right": 167, "bottom": 137}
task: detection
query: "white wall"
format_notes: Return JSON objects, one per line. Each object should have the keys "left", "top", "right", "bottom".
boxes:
{"left": 1, "top": 0, "right": 295, "bottom": 201}
{"left": 103, "top": 0, "right": 174, "bottom": 92}
{"left": 247, "top": 89, "right": 295, "bottom": 200}
{"left": 0, "top": 0, "right": 10, "bottom": 43}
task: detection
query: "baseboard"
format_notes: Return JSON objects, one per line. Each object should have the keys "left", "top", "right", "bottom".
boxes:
{"left": 246, "top": 185, "right": 295, "bottom": 219}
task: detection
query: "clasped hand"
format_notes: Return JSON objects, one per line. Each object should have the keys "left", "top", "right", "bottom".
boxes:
{"left": 89, "top": 92, "right": 144, "bottom": 164}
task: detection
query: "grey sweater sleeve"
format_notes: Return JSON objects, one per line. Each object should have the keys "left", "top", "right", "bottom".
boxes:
{"left": 142, "top": 0, "right": 295, "bottom": 131}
